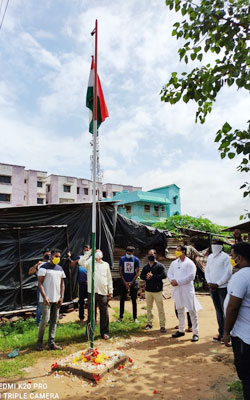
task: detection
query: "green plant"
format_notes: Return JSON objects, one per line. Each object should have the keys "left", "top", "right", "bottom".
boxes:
{"left": 153, "top": 214, "right": 229, "bottom": 238}
{"left": 227, "top": 380, "right": 243, "bottom": 399}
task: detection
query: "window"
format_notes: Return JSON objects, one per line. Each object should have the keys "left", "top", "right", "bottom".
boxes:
{"left": 47, "top": 185, "right": 50, "bottom": 192}
{"left": 37, "top": 181, "right": 43, "bottom": 188}
{"left": 0, "top": 175, "right": 11, "bottom": 184}
{"left": 161, "top": 206, "right": 165, "bottom": 212}
{"left": 125, "top": 205, "right": 132, "bottom": 213}
{"left": 112, "top": 192, "right": 117, "bottom": 197}
{"left": 63, "top": 185, "right": 71, "bottom": 193}
{"left": 0, "top": 193, "right": 11, "bottom": 202}
{"left": 102, "top": 191, "right": 107, "bottom": 198}
{"left": 84, "top": 188, "right": 88, "bottom": 195}
{"left": 77, "top": 187, "right": 80, "bottom": 194}
{"left": 37, "top": 198, "right": 44, "bottom": 204}
{"left": 154, "top": 206, "right": 159, "bottom": 216}
{"left": 144, "top": 204, "right": 150, "bottom": 213}
{"left": 24, "top": 179, "right": 27, "bottom": 184}
{"left": 173, "top": 196, "right": 178, "bottom": 205}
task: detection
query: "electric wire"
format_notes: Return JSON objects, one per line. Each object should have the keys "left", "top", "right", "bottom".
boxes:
{"left": 0, "top": 0, "right": 10, "bottom": 32}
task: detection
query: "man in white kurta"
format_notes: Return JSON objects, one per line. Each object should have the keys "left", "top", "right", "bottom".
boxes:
{"left": 168, "top": 245, "right": 202, "bottom": 342}
{"left": 79, "top": 249, "right": 113, "bottom": 340}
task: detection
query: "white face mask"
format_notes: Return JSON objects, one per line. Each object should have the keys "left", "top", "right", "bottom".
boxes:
{"left": 211, "top": 244, "right": 223, "bottom": 255}
{"left": 95, "top": 251, "right": 103, "bottom": 259}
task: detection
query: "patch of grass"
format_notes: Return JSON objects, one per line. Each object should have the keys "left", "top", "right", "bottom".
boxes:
{"left": 227, "top": 380, "right": 243, "bottom": 399}
{"left": 0, "top": 353, "right": 35, "bottom": 378}
{"left": 0, "top": 308, "right": 147, "bottom": 353}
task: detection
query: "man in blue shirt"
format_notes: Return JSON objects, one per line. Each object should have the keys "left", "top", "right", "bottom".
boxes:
{"left": 118, "top": 246, "right": 140, "bottom": 322}
{"left": 70, "top": 244, "right": 90, "bottom": 324}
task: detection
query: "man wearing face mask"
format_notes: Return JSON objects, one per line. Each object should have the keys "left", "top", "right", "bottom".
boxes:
{"left": 223, "top": 242, "right": 250, "bottom": 400}
{"left": 168, "top": 245, "right": 202, "bottom": 342}
{"left": 205, "top": 238, "right": 232, "bottom": 343}
{"left": 28, "top": 248, "right": 51, "bottom": 325}
{"left": 117, "top": 246, "right": 140, "bottom": 323}
{"left": 36, "top": 249, "right": 66, "bottom": 351}
{"left": 69, "top": 244, "right": 90, "bottom": 324}
{"left": 140, "top": 249, "right": 167, "bottom": 332}
{"left": 79, "top": 249, "right": 113, "bottom": 340}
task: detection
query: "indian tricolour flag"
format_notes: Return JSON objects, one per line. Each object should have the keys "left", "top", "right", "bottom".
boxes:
{"left": 86, "top": 56, "right": 109, "bottom": 134}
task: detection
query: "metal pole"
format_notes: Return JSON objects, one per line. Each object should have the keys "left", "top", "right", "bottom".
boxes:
{"left": 90, "top": 19, "right": 98, "bottom": 350}
{"left": 17, "top": 230, "right": 23, "bottom": 308}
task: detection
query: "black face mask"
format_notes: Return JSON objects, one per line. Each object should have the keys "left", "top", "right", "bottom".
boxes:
{"left": 148, "top": 255, "right": 155, "bottom": 262}
{"left": 44, "top": 254, "right": 50, "bottom": 260}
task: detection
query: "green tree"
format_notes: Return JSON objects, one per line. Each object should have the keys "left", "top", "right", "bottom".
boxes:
{"left": 153, "top": 214, "right": 228, "bottom": 236}
{"left": 161, "top": 0, "right": 250, "bottom": 198}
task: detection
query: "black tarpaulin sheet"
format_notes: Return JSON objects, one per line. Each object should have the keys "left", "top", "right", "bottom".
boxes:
{"left": 0, "top": 202, "right": 169, "bottom": 312}
{"left": 114, "top": 213, "right": 170, "bottom": 249}
{"left": 0, "top": 202, "right": 116, "bottom": 311}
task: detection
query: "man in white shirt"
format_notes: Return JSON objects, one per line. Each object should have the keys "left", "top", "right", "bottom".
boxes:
{"left": 168, "top": 245, "right": 202, "bottom": 342}
{"left": 79, "top": 249, "right": 113, "bottom": 340}
{"left": 223, "top": 242, "right": 250, "bottom": 400}
{"left": 205, "top": 238, "right": 232, "bottom": 342}
{"left": 37, "top": 249, "right": 65, "bottom": 351}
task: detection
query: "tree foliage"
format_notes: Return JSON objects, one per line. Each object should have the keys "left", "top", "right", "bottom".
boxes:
{"left": 161, "top": 0, "right": 250, "bottom": 196}
{"left": 153, "top": 214, "right": 228, "bottom": 236}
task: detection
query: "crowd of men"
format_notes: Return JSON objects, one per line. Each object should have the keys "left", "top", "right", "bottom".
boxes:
{"left": 30, "top": 239, "right": 250, "bottom": 400}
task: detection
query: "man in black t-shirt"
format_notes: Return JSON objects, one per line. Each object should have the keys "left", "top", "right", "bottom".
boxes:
{"left": 140, "top": 249, "right": 167, "bottom": 333}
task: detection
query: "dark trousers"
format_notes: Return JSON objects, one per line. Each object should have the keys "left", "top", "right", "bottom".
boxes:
{"left": 232, "top": 336, "right": 250, "bottom": 400}
{"left": 87, "top": 293, "right": 109, "bottom": 337}
{"left": 36, "top": 287, "right": 41, "bottom": 325}
{"left": 120, "top": 283, "right": 138, "bottom": 320}
{"left": 175, "top": 307, "right": 192, "bottom": 329}
{"left": 210, "top": 287, "right": 227, "bottom": 337}
{"left": 78, "top": 282, "right": 88, "bottom": 320}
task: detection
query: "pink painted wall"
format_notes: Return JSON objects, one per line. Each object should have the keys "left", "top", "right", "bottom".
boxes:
{"left": 11, "top": 166, "right": 25, "bottom": 206}
{"left": 26, "top": 170, "right": 37, "bottom": 205}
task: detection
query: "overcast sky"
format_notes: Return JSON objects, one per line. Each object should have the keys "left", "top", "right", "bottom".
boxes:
{"left": 0, "top": 0, "right": 249, "bottom": 226}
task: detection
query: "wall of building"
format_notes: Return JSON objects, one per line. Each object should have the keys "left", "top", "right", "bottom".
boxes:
{"left": 149, "top": 185, "right": 181, "bottom": 216}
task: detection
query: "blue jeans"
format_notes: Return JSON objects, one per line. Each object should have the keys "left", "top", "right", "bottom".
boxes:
{"left": 37, "top": 302, "right": 59, "bottom": 346}
{"left": 210, "top": 287, "right": 227, "bottom": 337}
{"left": 36, "top": 287, "right": 41, "bottom": 325}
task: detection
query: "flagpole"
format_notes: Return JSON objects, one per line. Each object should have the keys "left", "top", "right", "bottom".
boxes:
{"left": 90, "top": 19, "right": 98, "bottom": 350}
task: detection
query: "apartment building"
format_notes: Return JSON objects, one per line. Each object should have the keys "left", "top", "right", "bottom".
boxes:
{"left": 0, "top": 163, "right": 141, "bottom": 207}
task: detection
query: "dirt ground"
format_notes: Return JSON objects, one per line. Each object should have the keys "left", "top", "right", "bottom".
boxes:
{"left": 0, "top": 294, "right": 238, "bottom": 400}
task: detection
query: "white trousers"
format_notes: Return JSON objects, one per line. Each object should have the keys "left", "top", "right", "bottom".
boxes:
{"left": 177, "top": 307, "right": 199, "bottom": 335}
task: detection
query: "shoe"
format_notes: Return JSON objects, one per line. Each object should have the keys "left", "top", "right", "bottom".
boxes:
{"left": 186, "top": 327, "right": 193, "bottom": 332}
{"left": 49, "top": 343, "right": 62, "bottom": 350}
{"left": 79, "top": 319, "right": 85, "bottom": 325}
{"left": 117, "top": 318, "right": 123, "bottom": 323}
{"left": 172, "top": 331, "right": 185, "bottom": 338}
{"left": 191, "top": 334, "right": 199, "bottom": 342}
{"left": 212, "top": 335, "right": 221, "bottom": 342}
{"left": 102, "top": 334, "right": 110, "bottom": 340}
{"left": 220, "top": 338, "right": 225, "bottom": 344}
{"left": 160, "top": 327, "right": 167, "bottom": 333}
{"left": 144, "top": 324, "right": 153, "bottom": 330}
{"left": 133, "top": 318, "right": 139, "bottom": 323}
{"left": 36, "top": 344, "right": 43, "bottom": 351}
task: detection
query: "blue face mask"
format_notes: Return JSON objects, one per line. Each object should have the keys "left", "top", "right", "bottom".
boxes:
{"left": 126, "top": 253, "right": 133, "bottom": 258}
{"left": 44, "top": 254, "right": 50, "bottom": 260}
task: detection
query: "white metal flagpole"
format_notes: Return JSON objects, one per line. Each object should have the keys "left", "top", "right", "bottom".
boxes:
{"left": 90, "top": 19, "right": 98, "bottom": 350}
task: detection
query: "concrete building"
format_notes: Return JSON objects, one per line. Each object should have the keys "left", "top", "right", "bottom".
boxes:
{"left": 110, "top": 184, "right": 181, "bottom": 226}
{"left": 0, "top": 163, "right": 141, "bottom": 207}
